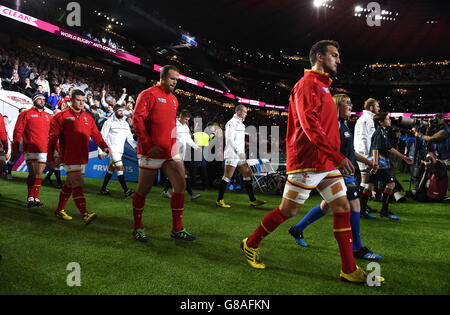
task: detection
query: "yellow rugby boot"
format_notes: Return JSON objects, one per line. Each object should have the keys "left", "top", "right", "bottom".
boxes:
{"left": 240, "top": 238, "right": 266, "bottom": 269}
{"left": 55, "top": 209, "right": 72, "bottom": 221}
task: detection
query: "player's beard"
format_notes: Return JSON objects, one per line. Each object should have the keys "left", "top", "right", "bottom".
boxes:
{"left": 115, "top": 112, "right": 124, "bottom": 119}
{"left": 323, "top": 59, "right": 339, "bottom": 76}
{"left": 323, "top": 64, "right": 337, "bottom": 76}
{"left": 34, "top": 103, "right": 45, "bottom": 110}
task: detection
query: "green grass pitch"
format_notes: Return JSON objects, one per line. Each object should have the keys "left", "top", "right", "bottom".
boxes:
{"left": 0, "top": 171, "right": 449, "bottom": 295}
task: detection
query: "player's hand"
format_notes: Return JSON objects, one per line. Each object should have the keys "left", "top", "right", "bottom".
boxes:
{"left": 98, "top": 154, "right": 104, "bottom": 160}
{"left": 370, "top": 164, "right": 379, "bottom": 175}
{"left": 337, "top": 157, "right": 354, "bottom": 175}
{"left": 238, "top": 152, "right": 246, "bottom": 160}
{"left": 196, "top": 147, "right": 202, "bottom": 152}
{"left": 103, "top": 147, "right": 111, "bottom": 157}
{"left": 148, "top": 145, "right": 162, "bottom": 158}
{"left": 5, "top": 152, "right": 10, "bottom": 161}
{"left": 403, "top": 156, "right": 413, "bottom": 165}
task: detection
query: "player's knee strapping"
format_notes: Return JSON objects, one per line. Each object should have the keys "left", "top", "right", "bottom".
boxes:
{"left": 319, "top": 179, "right": 347, "bottom": 204}
{"left": 282, "top": 180, "right": 314, "bottom": 205}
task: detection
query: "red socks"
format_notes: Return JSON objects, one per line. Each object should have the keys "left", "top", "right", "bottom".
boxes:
{"left": 72, "top": 186, "right": 87, "bottom": 216}
{"left": 132, "top": 192, "right": 146, "bottom": 230}
{"left": 57, "top": 184, "right": 72, "bottom": 212}
{"left": 131, "top": 192, "right": 185, "bottom": 232}
{"left": 247, "top": 207, "right": 287, "bottom": 248}
{"left": 171, "top": 192, "right": 184, "bottom": 233}
{"left": 32, "top": 178, "right": 42, "bottom": 199}
{"left": 27, "top": 176, "right": 42, "bottom": 199}
{"left": 333, "top": 212, "right": 356, "bottom": 274}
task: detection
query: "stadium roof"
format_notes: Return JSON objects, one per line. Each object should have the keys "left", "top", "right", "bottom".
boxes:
{"left": 3, "top": 0, "right": 450, "bottom": 64}
{"left": 91, "top": 0, "right": 450, "bottom": 63}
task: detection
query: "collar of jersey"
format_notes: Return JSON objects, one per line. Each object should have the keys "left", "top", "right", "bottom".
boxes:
{"left": 304, "top": 69, "right": 333, "bottom": 84}
{"left": 69, "top": 105, "right": 84, "bottom": 116}
{"left": 233, "top": 114, "right": 244, "bottom": 122}
{"left": 363, "top": 110, "right": 375, "bottom": 118}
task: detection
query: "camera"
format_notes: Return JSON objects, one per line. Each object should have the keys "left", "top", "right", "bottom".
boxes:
{"left": 397, "top": 116, "right": 442, "bottom": 136}
{"left": 397, "top": 117, "right": 429, "bottom": 133}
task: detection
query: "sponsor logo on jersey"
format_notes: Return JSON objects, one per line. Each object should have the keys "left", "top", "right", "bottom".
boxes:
{"left": 65, "top": 117, "right": 75, "bottom": 120}
{"left": 322, "top": 87, "right": 330, "bottom": 93}
{"left": 30, "top": 114, "right": 38, "bottom": 117}
{"left": 157, "top": 98, "right": 167, "bottom": 103}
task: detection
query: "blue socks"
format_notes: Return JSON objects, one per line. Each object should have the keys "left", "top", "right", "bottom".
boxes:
{"left": 350, "top": 211, "right": 363, "bottom": 251}
{"left": 294, "top": 206, "right": 364, "bottom": 252}
{"left": 294, "top": 205, "right": 326, "bottom": 232}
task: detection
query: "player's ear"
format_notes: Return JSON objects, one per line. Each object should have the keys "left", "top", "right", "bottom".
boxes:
{"left": 315, "top": 52, "right": 324, "bottom": 64}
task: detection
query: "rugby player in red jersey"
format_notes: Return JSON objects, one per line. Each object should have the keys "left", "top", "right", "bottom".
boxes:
{"left": 48, "top": 89, "right": 110, "bottom": 224}
{"left": 12, "top": 93, "right": 52, "bottom": 207}
{"left": 240, "top": 40, "right": 383, "bottom": 284}
{"left": 131, "top": 65, "right": 197, "bottom": 242}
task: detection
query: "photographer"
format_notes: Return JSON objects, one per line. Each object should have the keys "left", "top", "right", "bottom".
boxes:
{"left": 415, "top": 113, "right": 450, "bottom": 165}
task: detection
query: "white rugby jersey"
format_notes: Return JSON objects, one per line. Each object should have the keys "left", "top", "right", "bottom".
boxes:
{"left": 224, "top": 114, "right": 246, "bottom": 160}
{"left": 176, "top": 120, "right": 199, "bottom": 160}
{"left": 354, "top": 110, "right": 376, "bottom": 157}
{"left": 98, "top": 114, "right": 136, "bottom": 155}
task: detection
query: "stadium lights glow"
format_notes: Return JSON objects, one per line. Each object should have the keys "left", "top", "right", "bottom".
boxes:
{"left": 313, "top": 0, "right": 323, "bottom": 7}
{"left": 313, "top": 0, "right": 334, "bottom": 9}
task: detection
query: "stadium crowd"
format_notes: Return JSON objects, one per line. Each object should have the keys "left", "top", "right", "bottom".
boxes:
{"left": 0, "top": 40, "right": 447, "bottom": 197}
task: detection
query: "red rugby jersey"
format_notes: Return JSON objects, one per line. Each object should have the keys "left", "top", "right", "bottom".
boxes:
{"left": 133, "top": 84, "right": 178, "bottom": 159}
{"left": 0, "top": 113, "right": 8, "bottom": 153}
{"left": 12, "top": 106, "right": 51, "bottom": 155}
{"left": 47, "top": 106, "right": 108, "bottom": 165}
{"left": 286, "top": 70, "right": 345, "bottom": 174}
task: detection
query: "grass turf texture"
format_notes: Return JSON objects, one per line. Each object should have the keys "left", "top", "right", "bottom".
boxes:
{"left": 0, "top": 171, "right": 449, "bottom": 295}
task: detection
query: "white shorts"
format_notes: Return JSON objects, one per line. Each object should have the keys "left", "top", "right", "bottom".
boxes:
{"left": 282, "top": 169, "right": 347, "bottom": 205}
{"left": 138, "top": 154, "right": 181, "bottom": 170}
{"left": 63, "top": 164, "right": 86, "bottom": 174}
{"left": 225, "top": 159, "right": 247, "bottom": 168}
{"left": 110, "top": 152, "right": 124, "bottom": 167}
{"left": 24, "top": 152, "right": 47, "bottom": 163}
